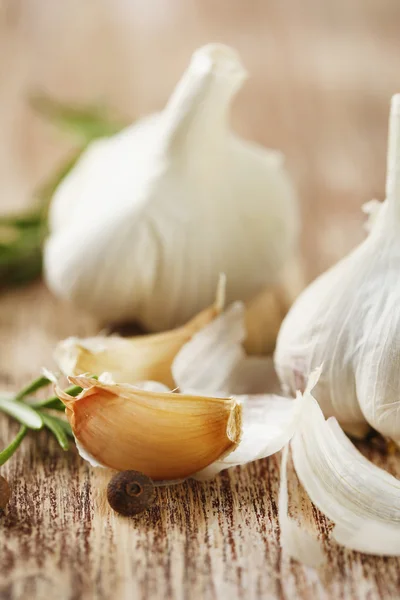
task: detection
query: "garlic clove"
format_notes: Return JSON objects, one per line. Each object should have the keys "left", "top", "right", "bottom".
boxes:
{"left": 55, "top": 283, "right": 224, "bottom": 387}
{"left": 291, "top": 372, "right": 400, "bottom": 556}
{"left": 57, "top": 376, "right": 241, "bottom": 481}
{"left": 44, "top": 44, "right": 299, "bottom": 332}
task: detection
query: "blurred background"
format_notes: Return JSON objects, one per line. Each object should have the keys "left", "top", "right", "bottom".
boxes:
{"left": 1, "top": 0, "right": 399, "bottom": 282}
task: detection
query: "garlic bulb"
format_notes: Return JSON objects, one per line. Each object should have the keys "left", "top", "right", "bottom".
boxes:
{"left": 44, "top": 43, "right": 299, "bottom": 331}
{"left": 275, "top": 95, "right": 400, "bottom": 443}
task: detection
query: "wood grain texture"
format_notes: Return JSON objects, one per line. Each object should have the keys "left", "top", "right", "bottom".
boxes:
{"left": 1, "top": 0, "right": 400, "bottom": 598}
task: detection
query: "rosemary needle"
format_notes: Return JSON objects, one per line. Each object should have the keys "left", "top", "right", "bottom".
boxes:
{"left": 38, "top": 412, "right": 69, "bottom": 451}
{"left": 0, "top": 426, "right": 27, "bottom": 466}
{"left": 0, "top": 398, "right": 43, "bottom": 429}
{"left": 14, "top": 375, "right": 51, "bottom": 401}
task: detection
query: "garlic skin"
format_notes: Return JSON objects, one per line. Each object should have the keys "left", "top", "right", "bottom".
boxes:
{"left": 279, "top": 446, "right": 325, "bottom": 569}
{"left": 44, "top": 43, "right": 299, "bottom": 332}
{"left": 275, "top": 95, "right": 400, "bottom": 443}
{"left": 288, "top": 370, "right": 400, "bottom": 557}
{"left": 58, "top": 376, "right": 241, "bottom": 481}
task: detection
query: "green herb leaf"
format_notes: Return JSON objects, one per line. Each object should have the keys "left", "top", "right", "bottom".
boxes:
{"left": 14, "top": 375, "right": 51, "bottom": 401}
{"left": 0, "top": 398, "right": 43, "bottom": 429}
{"left": 0, "top": 426, "right": 27, "bottom": 466}
{"left": 38, "top": 412, "right": 69, "bottom": 450}
{"left": 32, "top": 377, "right": 98, "bottom": 410}
{"left": 0, "top": 223, "right": 44, "bottom": 288}
{"left": 29, "top": 397, "right": 65, "bottom": 411}
{"left": 51, "top": 417, "right": 74, "bottom": 439}
{"left": 31, "top": 94, "right": 125, "bottom": 142}
{"left": 0, "top": 96, "right": 126, "bottom": 291}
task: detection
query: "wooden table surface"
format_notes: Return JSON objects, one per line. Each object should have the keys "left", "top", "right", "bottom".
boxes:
{"left": 1, "top": 1, "right": 400, "bottom": 598}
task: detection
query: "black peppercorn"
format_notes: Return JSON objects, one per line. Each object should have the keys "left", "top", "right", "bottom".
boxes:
{"left": 107, "top": 470, "right": 155, "bottom": 516}
{"left": 0, "top": 475, "right": 10, "bottom": 512}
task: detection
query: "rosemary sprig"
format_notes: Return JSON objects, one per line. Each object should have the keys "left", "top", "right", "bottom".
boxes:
{"left": 0, "top": 398, "right": 43, "bottom": 429}
{"left": 38, "top": 412, "right": 70, "bottom": 451}
{"left": 0, "top": 374, "right": 98, "bottom": 463}
{"left": 30, "top": 95, "right": 125, "bottom": 142}
{"left": 0, "top": 379, "right": 75, "bottom": 459}
{"left": 0, "top": 426, "right": 27, "bottom": 466}
{"left": 14, "top": 374, "right": 51, "bottom": 401}
{"left": 29, "top": 383, "right": 85, "bottom": 411}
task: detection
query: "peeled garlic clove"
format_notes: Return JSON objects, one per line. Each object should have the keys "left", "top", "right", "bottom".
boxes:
{"left": 57, "top": 376, "right": 241, "bottom": 481}
{"left": 55, "top": 288, "right": 223, "bottom": 387}
{"left": 291, "top": 375, "right": 400, "bottom": 556}
{"left": 275, "top": 95, "right": 400, "bottom": 442}
{"left": 44, "top": 43, "right": 299, "bottom": 332}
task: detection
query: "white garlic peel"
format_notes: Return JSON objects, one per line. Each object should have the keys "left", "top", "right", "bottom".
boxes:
{"left": 288, "top": 372, "right": 400, "bottom": 556}
{"left": 193, "top": 394, "right": 302, "bottom": 480}
{"left": 275, "top": 94, "right": 400, "bottom": 444}
{"left": 278, "top": 445, "right": 325, "bottom": 569}
{"left": 44, "top": 43, "right": 299, "bottom": 331}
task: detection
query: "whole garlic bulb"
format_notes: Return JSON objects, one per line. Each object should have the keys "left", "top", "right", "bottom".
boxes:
{"left": 44, "top": 43, "right": 299, "bottom": 331}
{"left": 275, "top": 95, "right": 400, "bottom": 444}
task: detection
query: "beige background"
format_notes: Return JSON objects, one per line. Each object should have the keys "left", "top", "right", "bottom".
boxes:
{"left": 0, "top": 1, "right": 400, "bottom": 598}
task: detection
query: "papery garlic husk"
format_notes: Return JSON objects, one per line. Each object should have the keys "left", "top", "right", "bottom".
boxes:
{"left": 57, "top": 376, "right": 241, "bottom": 481}
{"left": 193, "top": 392, "right": 302, "bottom": 480}
{"left": 171, "top": 300, "right": 280, "bottom": 395}
{"left": 286, "top": 370, "right": 400, "bottom": 557}
{"left": 55, "top": 281, "right": 225, "bottom": 388}
{"left": 278, "top": 445, "right": 325, "bottom": 569}
{"left": 44, "top": 43, "right": 299, "bottom": 332}
{"left": 275, "top": 95, "right": 400, "bottom": 443}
